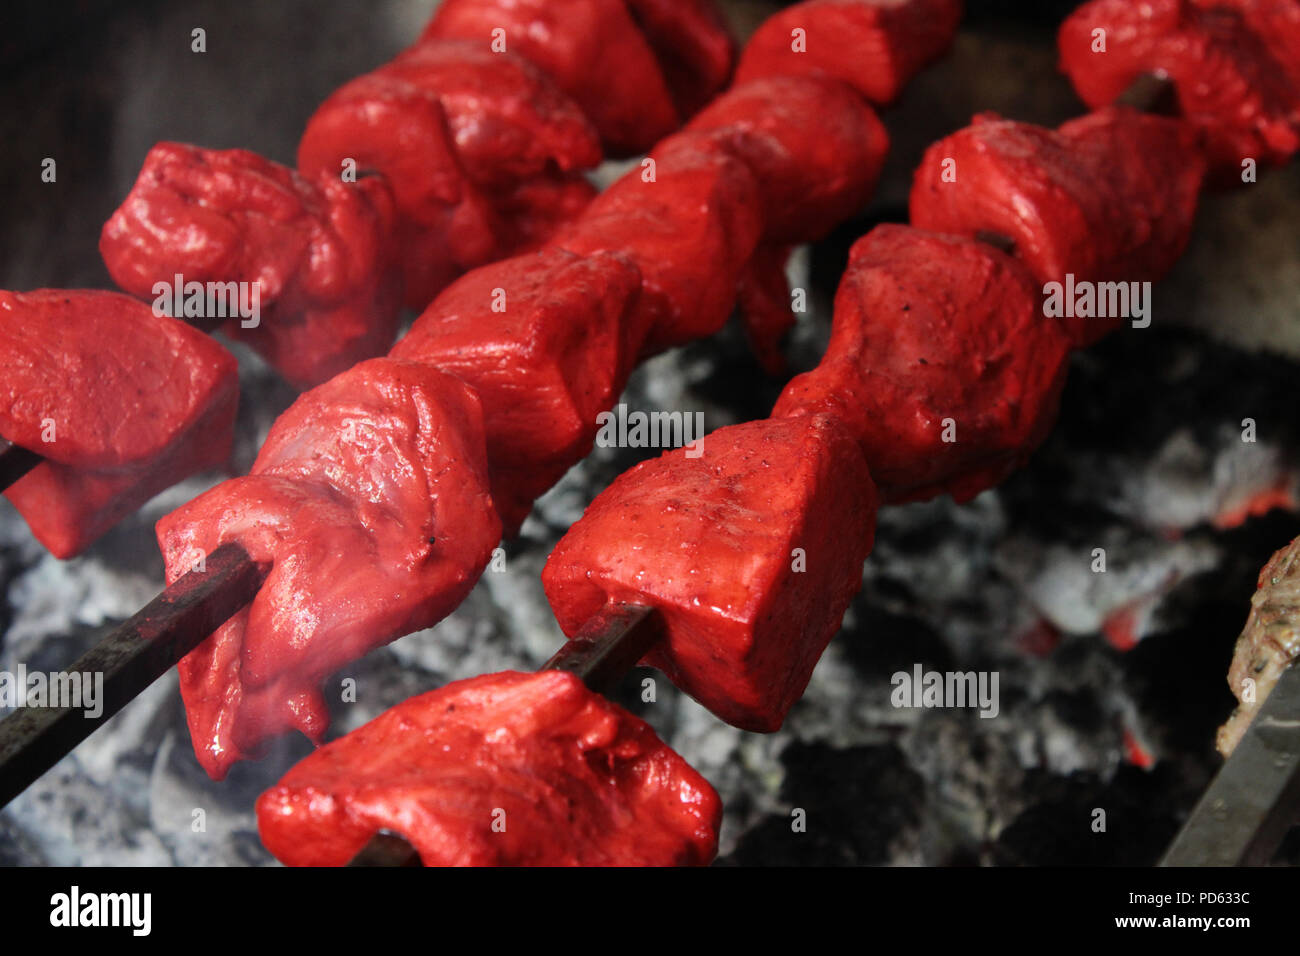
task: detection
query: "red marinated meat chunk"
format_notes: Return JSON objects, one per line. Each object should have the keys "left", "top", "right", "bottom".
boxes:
{"left": 391, "top": 249, "right": 644, "bottom": 534}
{"left": 257, "top": 670, "right": 721, "bottom": 866}
{"left": 909, "top": 108, "right": 1205, "bottom": 343}
{"left": 101, "top": 143, "right": 401, "bottom": 387}
{"left": 488, "top": 173, "right": 598, "bottom": 258}
{"left": 157, "top": 359, "right": 500, "bottom": 779}
{"left": 1056, "top": 108, "right": 1206, "bottom": 286}
{"left": 299, "top": 38, "right": 605, "bottom": 274}
{"left": 736, "top": 243, "right": 798, "bottom": 376}
{"left": 555, "top": 132, "right": 763, "bottom": 355}
{"left": 378, "top": 39, "right": 602, "bottom": 191}
{"left": 622, "top": 0, "right": 736, "bottom": 118}
{"left": 773, "top": 225, "right": 1071, "bottom": 503}
{"left": 543, "top": 415, "right": 877, "bottom": 732}
{"left": 296, "top": 71, "right": 499, "bottom": 312}
{"left": 688, "top": 74, "right": 889, "bottom": 243}
{"left": 424, "top": 0, "right": 680, "bottom": 157}
{"left": 1, "top": 290, "right": 238, "bottom": 558}
{"left": 734, "top": 0, "right": 964, "bottom": 104}
{"left": 1059, "top": 0, "right": 1300, "bottom": 176}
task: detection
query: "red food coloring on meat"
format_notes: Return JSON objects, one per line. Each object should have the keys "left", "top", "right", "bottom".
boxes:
{"left": 1, "top": 289, "right": 238, "bottom": 558}
{"left": 256, "top": 670, "right": 721, "bottom": 866}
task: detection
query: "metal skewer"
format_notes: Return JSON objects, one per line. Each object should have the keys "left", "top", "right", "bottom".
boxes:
{"left": 0, "top": 541, "right": 267, "bottom": 807}
{"left": 346, "top": 602, "right": 661, "bottom": 867}
{"left": 1161, "top": 661, "right": 1300, "bottom": 866}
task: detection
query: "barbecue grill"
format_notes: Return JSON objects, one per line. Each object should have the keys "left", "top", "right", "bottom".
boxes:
{"left": 2, "top": 0, "right": 1299, "bottom": 868}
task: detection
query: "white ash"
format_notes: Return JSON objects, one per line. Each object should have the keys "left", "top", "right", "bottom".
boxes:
{"left": 1094, "top": 426, "right": 1294, "bottom": 535}
{"left": 995, "top": 526, "right": 1221, "bottom": 639}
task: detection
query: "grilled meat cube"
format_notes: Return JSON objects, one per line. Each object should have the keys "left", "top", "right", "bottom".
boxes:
{"left": 734, "top": 0, "right": 964, "bottom": 105}
{"left": 423, "top": 0, "right": 681, "bottom": 157}
{"left": 688, "top": 74, "right": 889, "bottom": 243}
{"left": 257, "top": 669, "right": 721, "bottom": 866}
{"left": 1, "top": 289, "right": 238, "bottom": 558}
{"left": 157, "top": 358, "right": 500, "bottom": 779}
{"left": 1059, "top": 0, "right": 1300, "bottom": 177}
{"left": 774, "top": 225, "right": 1071, "bottom": 503}
{"left": 543, "top": 414, "right": 877, "bottom": 732}
{"left": 910, "top": 108, "right": 1205, "bottom": 343}
{"left": 101, "top": 143, "right": 402, "bottom": 386}
{"left": 296, "top": 73, "right": 497, "bottom": 312}
{"left": 622, "top": 0, "right": 736, "bottom": 118}
{"left": 391, "top": 249, "right": 644, "bottom": 533}
{"left": 556, "top": 132, "right": 763, "bottom": 355}
{"left": 377, "top": 39, "right": 602, "bottom": 191}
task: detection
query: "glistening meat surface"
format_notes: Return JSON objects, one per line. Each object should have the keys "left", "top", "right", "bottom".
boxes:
{"left": 543, "top": 415, "right": 877, "bottom": 732}
{"left": 687, "top": 73, "right": 889, "bottom": 244}
{"left": 774, "top": 225, "right": 1071, "bottom": 503}
{"left": 157, "top": 359, "right": 500, "bottom": 778}
{"left": 910, "top": 108, "right": 1205, "bottom": 343}
{"left": 391, "top": 248, "right": 644, "bottom": 534}
{"left": 1, "top": 289, "right": 238, "bottom": 558}
{"left": 1059, "top": 0, "right": 1300, "bottom": 177}
{"left": 295, "top": 71, "right": 498, "bottom": 313}
{"left": 423, "top": 0, "right": 685, "bottom": 156}
{"left": 622, "top": 0, "right": 736, "bottom": 117}
{"left": 685, "top": 72, "right": 890, "bottom": 366}
{"left": 154, "top": 0, "right": 961, "bottom": 777}
{"left": 734, "top": 0, "right": 964, "bottom": 104}
{"left": 101, "top": 144, "right": 401, "bottom": 388}
{"left": 296, "top": 35, "right": 609, "bottom": 308}
{"left": 257, "top": 670, "right": 721, "bottom": 866}
{"left": 376, "top": 39, "right": 601, "bottom": 191}
{"left": 555, "top": 132, "right": 763, "bottom": 355}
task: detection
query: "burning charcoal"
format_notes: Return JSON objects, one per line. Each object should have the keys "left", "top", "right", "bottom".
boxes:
{"left": 720, "top": 742, "right": 926, "bottom": 866}
{"left": 994, "top": 526, "right": 1221, "bottom": 648}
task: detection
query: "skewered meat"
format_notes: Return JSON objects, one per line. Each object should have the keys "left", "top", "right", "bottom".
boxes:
{"left": 297, "top": 37, "right": 607, "bottom": 308}
{"left": 257, "top": 670, "right": 721, "bottom": 866}
{"left": 774, "top": 225, "right": 1071, "bottom": 503}
{"left": 1, "top": 290, "right": 238, "bottom": 558}
{"left": 555, "top": 132, "right": 763, "bottom": 355}
{"left": 101, "top": 144, "right": 401, "bottom": 388}
{"left": 543, "top": 415, "right": 877, "bottom": 731}
{"left": 391, "top": 248, "right": 644, "bottom": 533}
{"left": 684, "top": 72, "right": 889, "bottom": 369}
{"left": 294, "top": 72, "right": 498, "bottom": 313}
{"left": 155, "top": 0, "right": 958, "bottom": 776}
{"left": 423, "top": 0, "right": 690, "bottom": 156}
{"left": 157, "top": 359, "right": 500, "bottom": 779}
{"left": 107, "top": 2, "right": 735, "bottom": 360}
{"left": 1059, "top": 0, "right": 1300, "bottom": 177}
{"left": 910, "top": 107, "right": 1205, "bottom": 343}
{"left": 622, "top": 0, "right": 737, "bottom": 118}
{"left": 488, "top": 173, "right": 598, "bottom": 257}
{"left": 734, "top": 0, "right": 964, "bottom": 104}
{"left": 736, "top": 242, "right": 799, "bottom": 376}
{"left": 687, "top": 74, "right": 890, "bottom": 243}
{"left": 373, "top": 39, "right": 602, "bottom": 192}
{"left": 1217, "top": 534, "right": 1300, "bottom": 755}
